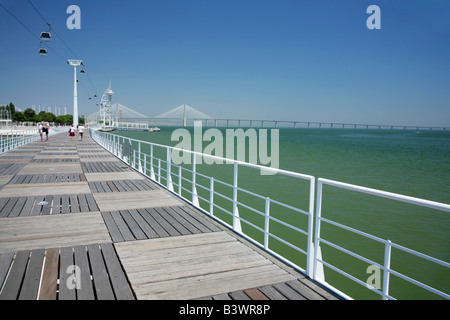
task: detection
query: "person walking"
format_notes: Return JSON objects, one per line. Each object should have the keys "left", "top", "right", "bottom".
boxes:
{"left": 77, "top": 124, "right": 84, "bottom": 141}
{"left": 38, "top": 123, "right": 43, "bottom": 142}
{"left": 43, "top": 123, "right": 49, "bottom": 141}
{"left": 69, "top": 125, "right": 76, "bottom": 141}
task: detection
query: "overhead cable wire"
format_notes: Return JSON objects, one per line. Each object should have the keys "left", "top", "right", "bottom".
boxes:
{"left": 27, "top": 0, "right": 99, "bottom": 98}
{"left": 0, "top": 1, "right": 67, "bottom": 63}
{"left": 26, "top": 0, "right": 80, "bottom": 60}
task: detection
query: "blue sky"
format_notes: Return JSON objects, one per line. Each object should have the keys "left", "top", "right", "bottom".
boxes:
{"left": 1, "top": 0, "right": 449, "bottom": 126}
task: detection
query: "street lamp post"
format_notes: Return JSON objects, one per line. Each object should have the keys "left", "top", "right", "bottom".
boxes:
{"left": 67, "top": 59, "right": 82, "bottom": 128}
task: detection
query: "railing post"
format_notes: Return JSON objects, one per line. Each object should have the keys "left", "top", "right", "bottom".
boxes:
{"left": 158, "top": 158, "right": 161, "bottom": 183}
{"left": 232, "top": 162, "right": 242, "bottom": 233}
{"left": 192, "top": 153, "right": 199, "bottom": 207}
{"left": 138, "top": 141, "right": 143, "bottom": 173}
{"left": 150, "top": 145, "right": 155, "bottom": 180}
{"left": 313, "top": 179, "right": 325, "bottom": 282}
{"left": 264, "top": 197, "right": 270, "bottom": 250}
{"left": 382, "top": 240, "right": 392, "bottom": 300}
{"left": 178, "top": 165, "right": 182, "bottom": 196}
{"left": 306, "top": 177, "right": 315, "bottom": 278}
{"left": 209, "top": 177, "right": 214, "bottom": 216}
{"left": 167, "top": 148, "right": 174, "bottom": 191}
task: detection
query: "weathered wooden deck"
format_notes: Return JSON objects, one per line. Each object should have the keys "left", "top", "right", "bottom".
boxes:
{"left": 0, "top": 130, "right": 341, "bottom": 300}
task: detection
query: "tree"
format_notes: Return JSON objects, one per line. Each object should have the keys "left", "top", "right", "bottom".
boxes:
{"left": 23, "top": 108, "right": 37, "bottom": 122}
{"left": 8, "top": 102, "right": 16, "bottom": 115}
{"left": 12, "top": 112, "right": 25, "bottom": 122}
{"left": 41, "top": 112, "right": 56, "bottom": 123}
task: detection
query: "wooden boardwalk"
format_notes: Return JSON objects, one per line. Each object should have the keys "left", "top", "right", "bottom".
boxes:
{"left": 0, "top": 130, "right": 341, "bottom": 300}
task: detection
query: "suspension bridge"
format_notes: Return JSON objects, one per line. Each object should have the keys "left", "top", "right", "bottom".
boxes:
{"left": 87, "top": 101, "right": 449, "bottom": 131}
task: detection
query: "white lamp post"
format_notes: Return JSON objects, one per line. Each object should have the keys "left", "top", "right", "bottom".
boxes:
{"left": 67, "top": 59, "right": 82, "bottom": 128}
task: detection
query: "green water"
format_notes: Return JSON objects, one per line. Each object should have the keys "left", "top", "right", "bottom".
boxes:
{"left": 113, "top": 127, "right": 450, "bottom": 300}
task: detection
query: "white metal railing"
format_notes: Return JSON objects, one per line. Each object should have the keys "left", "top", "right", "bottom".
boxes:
{"left": 0, "top": 127, "right": 69, "bottom": 154}
{"left": 91, "top": 128, "right": 316, "bottom": 277}
{"left": 314, "top": 178, "right": 450, "bottom": 300}
{"left": 0, "top": 129, "right": 39, "bottom": 154}
{"left": 90, "top": 129, "right": 450, "bottom": 300}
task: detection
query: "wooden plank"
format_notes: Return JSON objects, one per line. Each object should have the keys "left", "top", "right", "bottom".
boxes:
{"left": 20, "top": 196, "right": 36, "bottom": 216}
{"left": 120, "top": 210, "right": 147, "bottom": 240}
{"left": 297, "top": 277, "right": 340, "bottom": 300}
{"left": 85, "top": 193, "right": 99, "bottom": 211}
{"left": 128, "top": 209, "right": 159, "bottom": 239}
{"left": 52, "top": 195, "right": 61, "bottom": 214}
{"left": 30, "top": 196, "right": 44, "bottom": 216}
{"left": 101, "top": 212, "right": 124, "bottom": 242}
{"left": 70, "top": 194, "right": 80, "bottom": 213}
{"left": 58, "top": 247, "right": 76, "bottom": 300}
{"left": 84, "top": 171, "right": 145, "bottom": 182}
{"left": 134, "top": 264, "right": 294, "bottom": 300}
{"left": 87, "top": 244, "right": 115, "bottom": 300}
{"left": 113, "top": 180, "right": 127, "bottom": 192}
{"left": 211, "top": 293, "right": 232, "bottom": 300}
{"left": 17, "top": 163, "right": 82, "bottom": 175}
{"left": 41, "top": 195, "right": 52, "bottom": 215}
{"left": 154, "top": 206, "right": 194, "bottom": 236}
{"left": 0, "top": 197, "right": 19, "bottom": 217}
{"left": 61, "top": 194, "right": 70, "bottom": 214}
{"left": 243, "top": 288, "right": 270, "bottom": 300}
{"left": 110, "top": 211, "right": 136, "bottom": 241}
{"left": 0, "top": 198, "right": 9, "bottom": 214}
{"left": 39, "top": 248, "right": 60, "bottom": 300}
{"left": 258, "top": 285, "right": 288, "bottom": 300}
{"left": 8, "top": 197, "right": 27, "bottom": 217}
{"left": 78, "top": 194, "right": 89, "bottom": 212}
{"left": 285, "top": 279, "right": 326, "bottom": 300}
{"left": 115, "top": 232, "right": 296, "bottom": 300}
{"left": 272, "top": 282, "right": 306, "bottom": 300}
{"left": 229, "top": 291, "right": 251, "bottom": 300}
{"left": 0, "top": 252, "right": 14, "bottom": 290}
{"left": 100, "top": 243, "right": 134, "bottom": 300}
{"left": 146, "top": 207, "right": 181, "bottom": 237}
{"left": 164, "top": 206, "right": 205, "bottom": 234}
{"left": 106, "top": 180, "right": 118, "bottom": 192}
{"left": 0, "top": 250, "right": 30, "bottom": 300}
{"left": 18, "top": 248, "right": 45, "bottom": 300}
{"left": 0, "top": 213, "right": 111, "bottom": 254}
{"left": 136, "top": 208, "right": 170, "bottom": 238}
{"left": 0, "top": 182, "right": 91, "bottom": 197}
{"left": 179, "top": 206, "right": 222, "bottom": 232}
{"left": 93, "top": 190, "right": 183, "bottom": 212}
{"left": 73, "top": 245, "right": 95, "bottom": 300}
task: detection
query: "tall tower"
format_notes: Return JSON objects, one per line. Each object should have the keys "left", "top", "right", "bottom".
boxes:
{"left": 105, "top": 81, "right": 114, "bottom": 125}
{"left": 67, "top": 59, "right": 82, "bottom": 127}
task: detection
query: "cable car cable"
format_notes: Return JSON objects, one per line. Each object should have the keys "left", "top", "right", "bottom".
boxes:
{"left": 0, "top": 2, "right": 66, "bottom": 62}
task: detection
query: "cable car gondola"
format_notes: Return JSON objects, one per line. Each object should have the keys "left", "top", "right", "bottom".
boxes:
{"left": 39, "top": 41, "right": 47, "bottom": 56}
{"left": 40, "top": 23, "right": 51, "bottom": 42}
{"left": 80, "top": 69, "right": 85, "bottom": 74}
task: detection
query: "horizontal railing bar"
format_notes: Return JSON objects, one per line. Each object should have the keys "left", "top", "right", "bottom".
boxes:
{"left": 268, "top": 197, "right": 311, "bottom": 216}
{"left": 319, "top": 217, "right": 386, "bottom": 244}
{"left": 390, "top": 242, "right": 450, "bottom": 269}
{"left": 319, "top": 238, "right": 382, "bottom": 269}
{"left": 319, "top": 178, "right": 450, "bottom": 212}
{"left": 269, "top": 216, "right": 309, "bottom": 237}
{"left": 96, "top": 131, "right": 315, "bottom": 182}
{"left": 317, "top": 258, "right": 385, "bottom": 297}
{"left": 387, "top": 267, "right": 450, "bottom": 299}
{"left": 268, "top": 233, "right": 308, "bottom": 256}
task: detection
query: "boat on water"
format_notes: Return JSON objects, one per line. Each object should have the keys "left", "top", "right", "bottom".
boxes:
{"left": 147, "top": 127, "right": 161, "bottom": 132}
{"left": 99, "top": 127, "right": 115, "bottom": 132}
